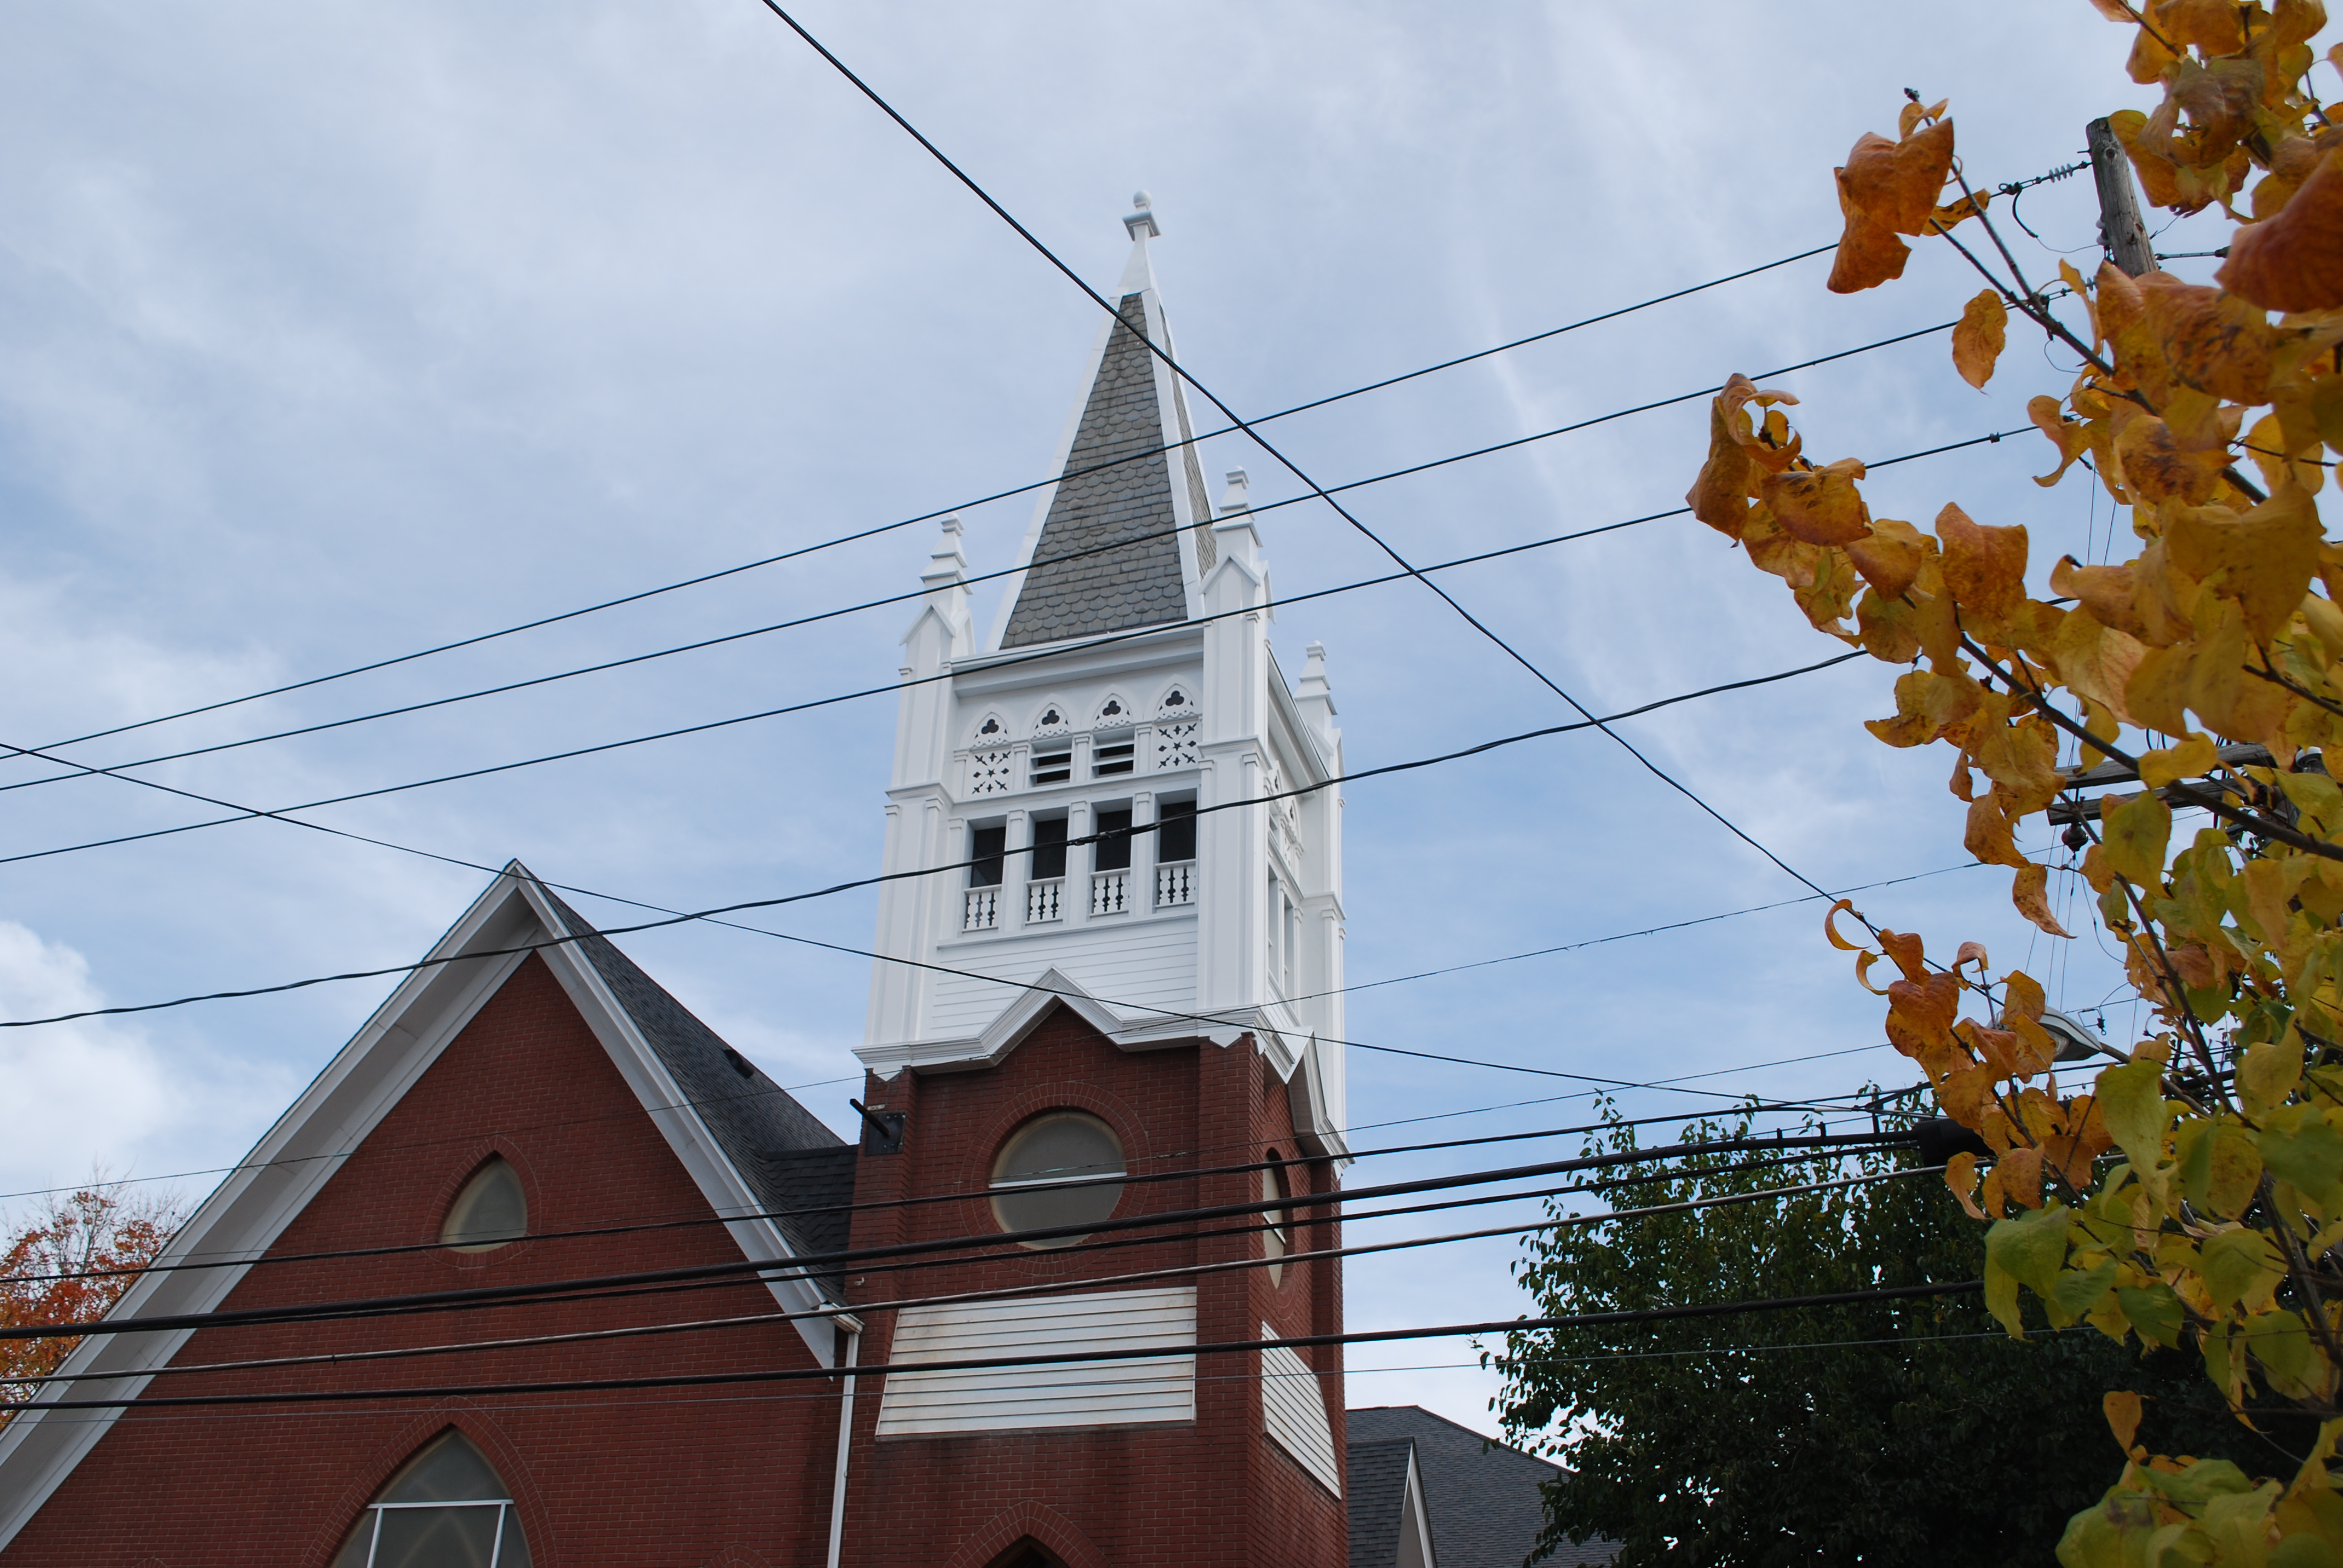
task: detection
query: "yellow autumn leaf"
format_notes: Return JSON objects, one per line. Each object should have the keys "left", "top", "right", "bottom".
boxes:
{"left": 2163, "top": 485, "right": 2325, "bottom": 642}
{"left": 2099, "top": 791, "right": 2173, "bottom": 889}
{"left": 2137, "top": 732, "right": 2219, "bottom": 788}
{"left": 2103, "top": 1390, "right": 2143, "bottom": 1452}
{"left": 1760, "top": 459, "right": 1872, "bottom": 546}
{"left": 1951, "top": 289, "right": 2007, "bottom": 390}
{"left": 1935, "top": 503, "right": 2028, "bottom": 624}
{"left": 2013, "top": 862, "right": 2073, "bottom": 938}
{"left": 2221, "top": 148, "right": 2343, "bottom": 313}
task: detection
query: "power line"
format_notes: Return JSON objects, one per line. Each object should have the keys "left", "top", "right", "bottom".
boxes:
{"left": 0, "top": 639, "right": 1886, "bottom": 1027}
{"left": 4, "top": 1325, "right": 2087, "bottom": 1429}
{"left": 0, "top": 423, "right": 2006, "bottom": 876}
{"left": 5, "top": 244, "right": 1839, "bottom": 766}
{"left": 2, "top": 322, "right": 1967, "bottom": 797}
{"left": 0, "top": 1129, "right": 1917, "bottom": 1341}
{"left": 4, "top": 1084, "right": 1909, "bottom": 1287}
{"left": 0, "top": 1001, "right": 1914, "bottom": 1211}
{"left": 756, "top": 1, "right": 1843, "bottom": 906}
{"left": 16, "top": 1276, "right": 1982, "bottom": 1414}
{"left": 7, "top": 1162, "right": 1932, "bottom": 1388}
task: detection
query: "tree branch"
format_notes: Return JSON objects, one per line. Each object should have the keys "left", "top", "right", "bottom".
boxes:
{"left": 1960, "top": 635, "right": 2343, "bottom": 862}
{"left": 1924, "top": 215, "right": 2270, "bottom": 504}
{"left": 2247, "top": 658, "right": 2343, "bottom": 722}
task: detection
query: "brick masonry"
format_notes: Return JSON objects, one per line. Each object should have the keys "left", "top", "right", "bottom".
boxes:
{"left": 0, "top": 956, "right": 842, "bottom": 1568}
{"left": 4, "top": 971, "right": 1348, "bottom": 1567}
{"left": 843, "top": 1005, "right": 1346, "bottom": 1568}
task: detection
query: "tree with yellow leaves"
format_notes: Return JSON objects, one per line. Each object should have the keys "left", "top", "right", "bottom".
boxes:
{"left": 1689, "top": 3, "right": 2343, "bottom": 1560}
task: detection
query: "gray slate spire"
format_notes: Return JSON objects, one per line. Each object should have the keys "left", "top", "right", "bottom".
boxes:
{"left": 998, "top": 197, "right": 1214, "bottom": 649}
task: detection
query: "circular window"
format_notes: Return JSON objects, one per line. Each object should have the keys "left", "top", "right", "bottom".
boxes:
{"left": 440, "top": 1156, "right": 527, "bottom": 1253}
{"left": 989, "top": 1112, "right": 1126, "bottom": 1249}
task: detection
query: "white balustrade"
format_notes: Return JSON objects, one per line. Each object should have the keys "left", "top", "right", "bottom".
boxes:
{"left": 1026, "top": 879, "right": 1064, "bottom": 924}
{"left": 963, "top": 887, "right": 999, "bottom": 932}
{"left": 1155, "top": 861, "right": 1196, "bottom": 908}
{"left": 1091, "top": 870, "right": 1130, "bottom": 915}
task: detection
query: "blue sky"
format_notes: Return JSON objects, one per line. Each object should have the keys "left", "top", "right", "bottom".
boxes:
{"left": 0, "top": 2, "right": 2234, "bottom": 1436}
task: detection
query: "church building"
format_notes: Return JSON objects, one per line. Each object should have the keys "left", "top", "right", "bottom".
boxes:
{"left": 0, "top": 197, "right": 1360, "bottom": 1568}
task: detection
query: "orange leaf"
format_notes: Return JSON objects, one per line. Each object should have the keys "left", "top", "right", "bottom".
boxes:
{"left": 2002, "top": 970, "right": 2046, "bottom": 1024}
{"left": 1941, "top": 1063, "right": 2001, "bottom": 1128}
{"left": 1688, "top": 400, "right": 1757, "bottom": 537}
{"left": 1856, "top": 950, "right": 1892, "bottom": 995}
{"left": 1842, "top": 120, "right": 1958, "bottom": 235}
{"left": 2027, "top": 396, "right": 2089, "bottom": 487}
{"left": 2137, "top": 272, "right": 2273, "bottom": 405}
{"left": 1946, "top": 1151, "right": 1988, "bottom": 1220}
{"left": 1879, "top": 929, "right": 1929, "bottom": 982}
{"left": 1966, "top": 795, "right": 2030, "bottom": 869}
{"left": 2013, "top": 862, "right": 2073, "bottom": 938}
{"left": 1952, "top": 289, "right": 2008, "bottom": 389}
{"left": 1824, "top": 898, "right": 1868, "bottom": 951}
{"left": 2049, "top": 557, "right": 2145, "bottom": 638}
{"left": 2151, "top": 0, "right": 2246, "bottom": 51}
{"left": 2115, "top": 416, "right": 2223, "bottom": 504}
{"left": 1760, "top": 459, "right": 1872, "bottom": 546}
{"left": 1846, "top": 518, "right": 1930, "bottom": 598}
{"left": 1997, "top": 1144, "right": 2046, "bottom": 1209}
{"left": 1890, "top": 971, "right": 1963, "bottom": 1035}
{"left": 2221, "top": 150, "right": 2343, "bottom": 313}
{"left": 1828, "top": 174, "right": 1912, "bottom": 294}
{"left": 1936, "top": 503, "right": 2028, "bottom": 624}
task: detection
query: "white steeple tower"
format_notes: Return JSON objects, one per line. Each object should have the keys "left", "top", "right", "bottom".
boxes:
{"left": 860, "top": 196, "right": 1348, "bottom": 1155}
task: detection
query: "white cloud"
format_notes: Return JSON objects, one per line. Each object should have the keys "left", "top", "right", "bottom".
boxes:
{"left": 0, "top": 920, "right": 280, "bottom": 1214}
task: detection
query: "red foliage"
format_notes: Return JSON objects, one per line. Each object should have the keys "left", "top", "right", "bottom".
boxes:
{"left": 1, "top": 1183, "right": 178, "bottom": 1422}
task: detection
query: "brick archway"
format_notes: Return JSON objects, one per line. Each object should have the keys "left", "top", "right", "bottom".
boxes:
{"left": 943, "top": 1502, "right": 1108, "bottom": 1568}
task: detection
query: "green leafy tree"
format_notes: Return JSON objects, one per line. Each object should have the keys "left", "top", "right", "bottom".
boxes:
{"left": 1496, "top": 1109, "right": 2307, "bottom": 1567}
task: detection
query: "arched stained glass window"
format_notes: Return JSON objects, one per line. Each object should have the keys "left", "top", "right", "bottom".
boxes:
{"left": 440, "top": 1157, "right": 526, "bottom": 1253}
{"left": 332, "top": 1429, "right": 532, "bottom": 1568}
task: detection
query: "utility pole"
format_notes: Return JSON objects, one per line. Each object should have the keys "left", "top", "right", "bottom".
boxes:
{"left": 2086, "top": 117, "right": 2155, "bottom": 276}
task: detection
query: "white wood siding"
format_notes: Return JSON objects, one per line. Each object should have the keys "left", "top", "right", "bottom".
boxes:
{"left": 876, "top": 1287, "right": 1196, "bottom": 1436}
{"left": 1261, "top": 1327, "right": 1340, "bottom": 1497}
{"left": 926, "top": 919, "right": 1198, "bottom": 1036}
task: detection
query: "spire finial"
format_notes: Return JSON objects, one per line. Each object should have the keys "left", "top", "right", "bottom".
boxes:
{"left": 1124, "top": 190, "right": 1160, "bottom": 241}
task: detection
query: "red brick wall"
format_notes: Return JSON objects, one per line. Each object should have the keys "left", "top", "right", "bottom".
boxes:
{"left": 841, "top": 1008, "right": 1346, "bottom": 1568}
{"left": 2, "top": 955, "right": 844, "bottom": 1568}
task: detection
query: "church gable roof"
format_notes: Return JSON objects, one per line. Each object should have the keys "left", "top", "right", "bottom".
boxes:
{"left": 1344, "top": 1437, "right": 1421, "bottom": 1568}
{"left": 535, "top": 889, "right": 854, "bottom": 1271}
{"left": 1347, "top": 1406, "right": 1612, "bottom": 1568}
{"left": 0, "top": 864, "right": 856, "bottom": 1552}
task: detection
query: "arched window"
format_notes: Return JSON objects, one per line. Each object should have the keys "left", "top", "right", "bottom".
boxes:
{"left": 332, "top": 1429, "right": 532, "bottom": 1567}
{"left": 440, "top": 1157, "right": 526, "bottom": 1253}
{"left": 989, "top": 1111, "right": 1125, "bottom": 1249}
{"left": 1263, "top": 1154, "right": 1290, "bottom": 1287}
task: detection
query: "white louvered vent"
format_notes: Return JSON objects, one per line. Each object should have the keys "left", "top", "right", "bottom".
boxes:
{"left": 1261, "top": 1325, "right": 1340, "bottom": 1497}
{"left": 876, "top": 1287, "right": 1196, "bottom": 1437}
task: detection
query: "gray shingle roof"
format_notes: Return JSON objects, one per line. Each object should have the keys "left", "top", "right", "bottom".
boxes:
{"left": 1001, "top": 292, "right": 1195, "bottom": 648}
{"left": 1348, "top": 1406, "right": 1616, "bottom": 1568}
{"left": 539, "top": 890, "right": 856, "bottom": 1292}
{"left": 1346, "top": 1437, "right": 1418, "bottom": 1568}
